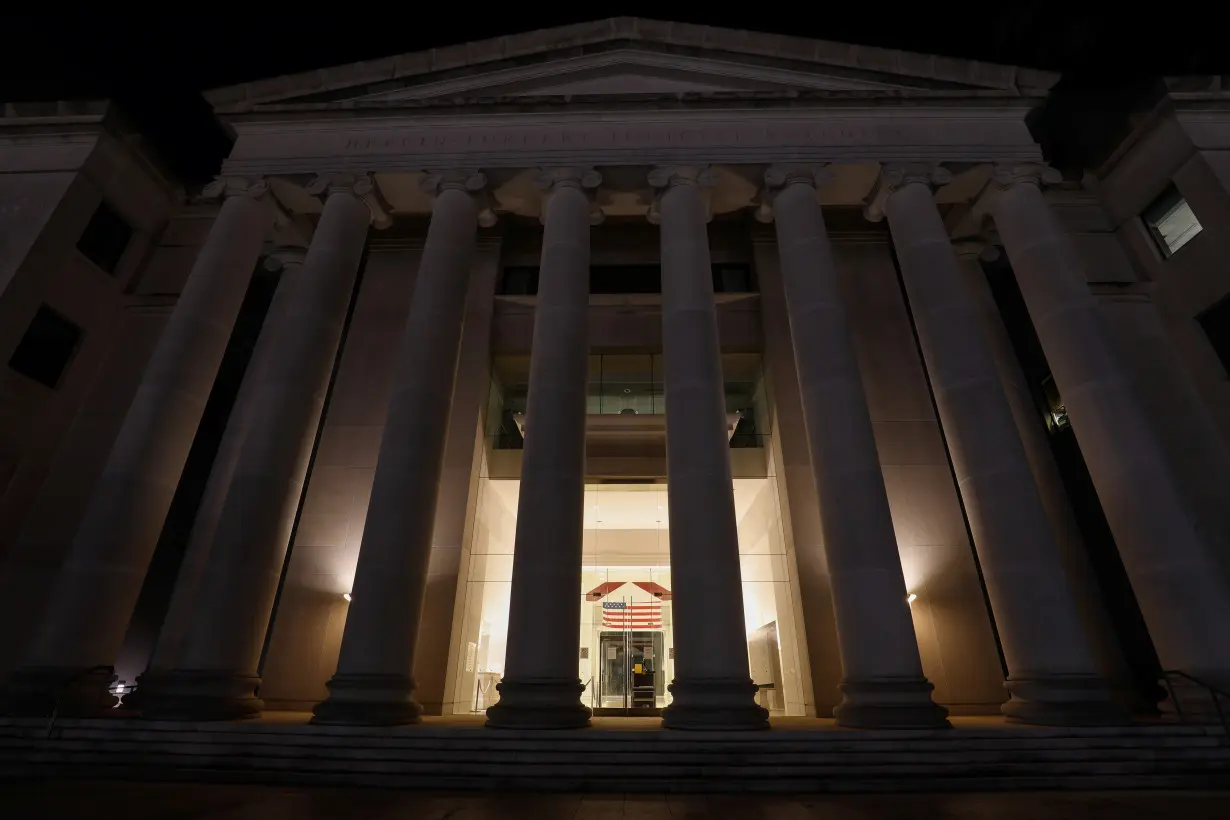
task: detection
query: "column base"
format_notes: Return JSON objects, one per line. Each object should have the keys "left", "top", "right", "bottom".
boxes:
{"left": 660, "top": 678, "right": 769, "bottom": 731}
{"left": 0, "top": 665, "right": 117, "bottom": 717}
{"left": 1002, "top": 674, "right": 1125, "bottom": 726}
{"left": 311, "top": 673, "right": 422, "bottom": 726}
{"left": 128, "top": 670, "right": 263, "bottom": 721}
{"left": 833, "top": 676, "right": 950, "bottom": 729}
{"left": 485, "top": 678, "right": 592, "bottom": 729}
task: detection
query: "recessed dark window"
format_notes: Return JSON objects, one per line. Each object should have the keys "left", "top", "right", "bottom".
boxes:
{"left": 1142, "top": 184, "right": 1202, "bottom": 258}
{"left": 77, "top": 200, "right": 134, "bottom": 274}
{"left": 592, "top": 265, "right": 660, "bottom": 294}
{"left": 713, "top": 264, "right": 753, "bottom": 294}
{"left": 1198, "top": 295, "right": 1230, "bottom": 377}
{"left": 8, "top": 305, "right": 83, "bottom": 388}
{"left": 498, "top": 266, "right": 539, "bottom": 295}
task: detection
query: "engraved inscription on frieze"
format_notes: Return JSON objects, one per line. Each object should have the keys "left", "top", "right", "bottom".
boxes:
{"left": 341, "top": 122, "right": 907, "bottom": 153}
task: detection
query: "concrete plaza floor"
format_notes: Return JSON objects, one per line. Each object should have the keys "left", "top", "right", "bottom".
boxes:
{"left": 2, "top": 782, "right": 1229, "bottom": 819}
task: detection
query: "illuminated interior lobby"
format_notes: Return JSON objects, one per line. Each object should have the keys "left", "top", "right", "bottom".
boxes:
{"left": 5, "top": 18, "right": 1230, "bottom": 739}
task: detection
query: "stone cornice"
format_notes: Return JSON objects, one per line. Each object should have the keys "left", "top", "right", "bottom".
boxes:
{"left": 229, "top": 89, "right": 1044, "bottom": 119}
{"left": 221, "top": 104, "right": 1043, "bottom": 176}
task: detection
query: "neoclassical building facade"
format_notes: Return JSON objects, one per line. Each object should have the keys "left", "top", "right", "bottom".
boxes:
{"left": 2, "top": 19, "right": 1230, "bottom": 731}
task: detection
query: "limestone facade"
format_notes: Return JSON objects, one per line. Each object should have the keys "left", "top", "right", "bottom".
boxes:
{"left": 1, "top": 19, "right": 1229, "bottom": 729}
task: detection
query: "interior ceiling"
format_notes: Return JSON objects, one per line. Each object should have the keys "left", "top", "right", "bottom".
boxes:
{"left": 483, "top": 478, "right": 769, "bottom": 532}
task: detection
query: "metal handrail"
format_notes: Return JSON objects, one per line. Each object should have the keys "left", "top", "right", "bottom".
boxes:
{"left": 1161, "top": 669, "right": 1230, "bottom": 737}
{"left": 46, "top": 664, "right": 114, "bottom": 739}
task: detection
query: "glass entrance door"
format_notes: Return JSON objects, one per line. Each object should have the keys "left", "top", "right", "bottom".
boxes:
{"left": 586, "top": 568, "right": 671, "bottom": 716}
{"left": 596, "top": 625, "right": 666, "bottom": 714}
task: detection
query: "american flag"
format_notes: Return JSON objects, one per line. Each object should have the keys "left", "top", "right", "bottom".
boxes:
{"left": 602, "top": 600, "right": 662, "bottom": 629}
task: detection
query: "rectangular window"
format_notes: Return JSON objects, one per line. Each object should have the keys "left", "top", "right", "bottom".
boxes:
{"left": 498, "top": 266, "right": 539, "bottom": 296}
{"left": 713, "top": 264, "right": 754, "bottom": 294}
{"left": 1142, "top": 184, "right": 1202, "bottom": 258}
{"left": 8, "top": 305, "right": 83, "bottom": 388}
{"left": 77, "top": 200, "right": 134, "bottom": 274}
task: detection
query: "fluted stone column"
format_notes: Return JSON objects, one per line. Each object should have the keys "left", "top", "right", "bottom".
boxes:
{"left": 135, "top": 246, "right": 307, "bottom": 685}
{"left": 486, "top": 168, "right": 599, "bottom": 729}
{"left": 766, "top": 165, "right": 948, "bottom": 729}
{"left": 135, "top": 175, "right": 376, "bottom": 719}
{"left": 313, "top": 172, "right": 488, "bottom": 725}
{"left": 650, "top": 166, "right": 769, "bottom": 730}
{"left": 990, "top": 163, "right": 1230, "bottom": 689}
{"left": 0, "top": 178, "right": 273, "bottom": 716}
{"left": 877, "top": 165, "right": 1120, "bottom": 725}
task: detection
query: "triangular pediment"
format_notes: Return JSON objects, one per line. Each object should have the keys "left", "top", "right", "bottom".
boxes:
{"left": 206, "top": 18, "right": 1057, "bottom": 112}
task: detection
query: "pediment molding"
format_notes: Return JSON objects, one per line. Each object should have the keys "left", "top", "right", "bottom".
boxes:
{"left": 206, "top": 18, "right": 1058, "bottom": 112}
{"left": 286, "top": 46, "right": 985, "bottom": 107}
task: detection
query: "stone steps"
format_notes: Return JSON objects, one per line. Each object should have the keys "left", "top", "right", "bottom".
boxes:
{"left": 1, "top": 718, "right": 1227, "bottom": 793}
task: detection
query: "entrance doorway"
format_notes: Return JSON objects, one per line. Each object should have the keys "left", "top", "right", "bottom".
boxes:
{"left": 583, "top": 573, "right": 672, "bottom": 716}
{"left": 595, "top": 629, "right": 666, "bottom": 716}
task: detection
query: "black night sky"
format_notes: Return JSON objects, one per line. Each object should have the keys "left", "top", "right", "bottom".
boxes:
{"left": 0, "top": 7, "right": 1222, "bottom": 183}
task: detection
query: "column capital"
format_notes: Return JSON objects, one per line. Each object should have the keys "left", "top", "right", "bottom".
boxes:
{"left": 421, "top": 170, "right": 497, "bottom": 227}
{"left": 864, "top": 163, "right": 951, "bottom": 222}
{"left": 881, "top": 162, "right": 953, "bottom": 191}
{"left": 201, "top": 176, "right": 269, "bottom": 201}
{"left": 646, "top": 166, "right": 715, "bottom": 225}
{"left": 421, "top": 170, "right": 488, "bottom": 195}
{"left": 647, "top": 165, "right": 717, "bottom": 190}
{"left": 535, "top": 168, "right": 604, "bottom": 225}
{"left": 991, "top": 162, "right": 1063, "bottom": 191}
{"left": 764, "top": 163, "right": 834, "bottom": 191}
{"left": 757, "top": 165, "right": 834, "bottom": 223}
{"left": 263, "top": 245, "right": 309, "bottom": 273}
{"left": 535, "top": 167, "right": 602, "bottom": 192}
{"left": 308, "top": 172, "right": 391, "bottom": 229}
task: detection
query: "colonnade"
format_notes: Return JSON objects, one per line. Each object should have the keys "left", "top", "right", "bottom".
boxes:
{"left": 4, "top": 160, "right": 1230, "bottom": 730}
